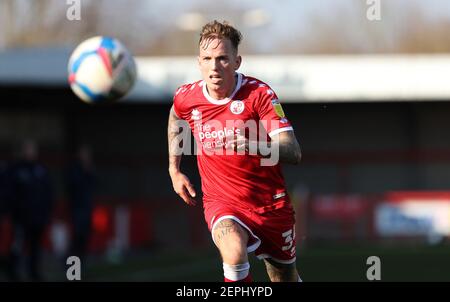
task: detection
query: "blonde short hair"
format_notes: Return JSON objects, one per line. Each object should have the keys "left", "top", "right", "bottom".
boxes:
{"left": 199, "top": 20, "right": 242, "bottom": 52}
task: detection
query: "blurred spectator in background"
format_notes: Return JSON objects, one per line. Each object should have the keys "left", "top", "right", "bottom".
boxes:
{"left": 6, "top": 140, "right": 54, "bottom": 281}
{"left": 65, "top": 145, "right": 96, "bottom": 263}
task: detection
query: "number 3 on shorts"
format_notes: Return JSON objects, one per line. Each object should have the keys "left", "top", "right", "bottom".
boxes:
{"left": 281, "top": 227, "right": 296, "bottom": 257}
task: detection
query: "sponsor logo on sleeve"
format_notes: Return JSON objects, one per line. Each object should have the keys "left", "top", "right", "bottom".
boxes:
{"left": 271, "top": 99, "right": 286, "bottom": 118}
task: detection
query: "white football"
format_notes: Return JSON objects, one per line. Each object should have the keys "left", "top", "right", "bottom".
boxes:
{"left": 68, "top": 36, "right": 137, "bottom": 103}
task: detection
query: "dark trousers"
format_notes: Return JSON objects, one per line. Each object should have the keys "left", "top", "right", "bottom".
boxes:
{"left": 7, "top": 223, "right": 46, "bottom": 281}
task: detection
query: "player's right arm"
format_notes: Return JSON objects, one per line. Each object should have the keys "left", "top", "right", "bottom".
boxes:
{"left": 168, "top": 105, "right": 197, "bottom": 206}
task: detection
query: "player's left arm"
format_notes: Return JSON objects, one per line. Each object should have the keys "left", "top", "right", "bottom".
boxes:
{"left": 226, "top": 130, "right": 301, "bottom": 165}
{"left": 226, "top": 83, "right": 302, "bottom": 164}
{"left": 270, "top": 130, "right": 302, "bottom": 165}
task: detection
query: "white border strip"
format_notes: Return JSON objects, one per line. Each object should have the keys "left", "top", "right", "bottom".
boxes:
{"left": 268, "top": 126, "right": 293, "bottom": 138}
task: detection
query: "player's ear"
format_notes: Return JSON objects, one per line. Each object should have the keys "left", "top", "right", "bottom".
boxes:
{"left": 197, "top": 56, "right": 201, "bottom": 67}
{"left": 235, "top": 55, "right": 242, "bottom": 70}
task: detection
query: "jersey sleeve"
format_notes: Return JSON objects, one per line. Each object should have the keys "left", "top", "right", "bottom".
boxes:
{"left": 172, "top": 86, "right": 186, "bottom": 120}
{"left": 255, "top": 86, "right": 293, "bottom": 138}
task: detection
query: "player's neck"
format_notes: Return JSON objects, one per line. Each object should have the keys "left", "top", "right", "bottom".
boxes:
{"left": 206, "top": 74, "right": 238, "bottom": 100}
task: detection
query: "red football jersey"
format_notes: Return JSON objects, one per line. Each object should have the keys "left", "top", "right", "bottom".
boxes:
{"left": 173, "top": 73, "right": 294, "bottom": 212}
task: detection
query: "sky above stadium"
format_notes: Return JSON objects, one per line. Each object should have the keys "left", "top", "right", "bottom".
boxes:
{"left": 1, "top": 0, "right": 450, "bottom": 54}
{"left": 149, "top": 0, "right": 450, "bottom": 53}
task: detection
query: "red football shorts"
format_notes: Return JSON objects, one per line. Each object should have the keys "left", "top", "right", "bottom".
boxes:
{"left": 204, "top": 198, "right": 297, "bottom": 264}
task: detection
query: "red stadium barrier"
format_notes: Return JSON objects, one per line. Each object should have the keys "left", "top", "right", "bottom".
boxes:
{"left": 307, "top": 194, "right": 375, "bottom": 241}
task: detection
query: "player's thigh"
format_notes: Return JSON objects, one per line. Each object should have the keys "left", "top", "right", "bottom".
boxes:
{"left": 212, "top": 219, "right": 249, "bottom": 256}
{"left": 263, "top": 258, "right": 298, "bottom": 282}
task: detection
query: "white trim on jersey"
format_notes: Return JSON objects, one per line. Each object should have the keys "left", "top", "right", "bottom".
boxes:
{"left": 256, "top": 253, "right": 297, "bottom": 264}
{"left": 211, "top": 214, "right": 261, "bottom": 253}
{"left": 268, "top": 126, "right": 294, "bottom": 138}
{"left": 202, "top": 73, "right": 243, "bottom": 105}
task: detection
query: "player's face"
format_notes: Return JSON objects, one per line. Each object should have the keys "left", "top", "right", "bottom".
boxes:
{"left": 198, "top": 38, "right": 241, "bottom": 99}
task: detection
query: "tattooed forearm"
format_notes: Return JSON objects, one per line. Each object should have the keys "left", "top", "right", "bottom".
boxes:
{"left": 278, "top": 139, "right": 301, "bottom": 164}
{"left": 271, "top": 131, "right": 302, "bottom": 165}
{"left": 168, "top": 106, "right": 183, "bottom": 173}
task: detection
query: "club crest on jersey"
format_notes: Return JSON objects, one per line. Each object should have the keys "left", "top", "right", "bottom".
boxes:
{"left": 230, "top": 100, "right": 245, "bottom": 115}
{"left": 191, "top": 109, "right": 201, "bottom": 121}
{"left": 271, "top": 99, "right": 286, "bottom": 118}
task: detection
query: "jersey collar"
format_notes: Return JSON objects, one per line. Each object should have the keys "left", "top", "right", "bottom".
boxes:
{"left": 202, "top": 73, "right": 243, "bottom": 105}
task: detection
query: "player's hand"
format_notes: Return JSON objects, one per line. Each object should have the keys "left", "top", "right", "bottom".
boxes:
{"left": 225, "top": 134, "right": 249, "bottom": 152}
{"left": 169, "top": 171, "right": 197, "bottom": 206}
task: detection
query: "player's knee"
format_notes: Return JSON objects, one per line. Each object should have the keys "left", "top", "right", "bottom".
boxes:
{"left": 218, "top": 234, "right": 248, "bottom": 264}
{"left": 218, "top": 240, "right": 248, "bottom": 264}
{"left": 219, "top": 244, "right": 247, "bottom": 265}
{"left": 212, "top": 219, "right": 249, "bottom": 264}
